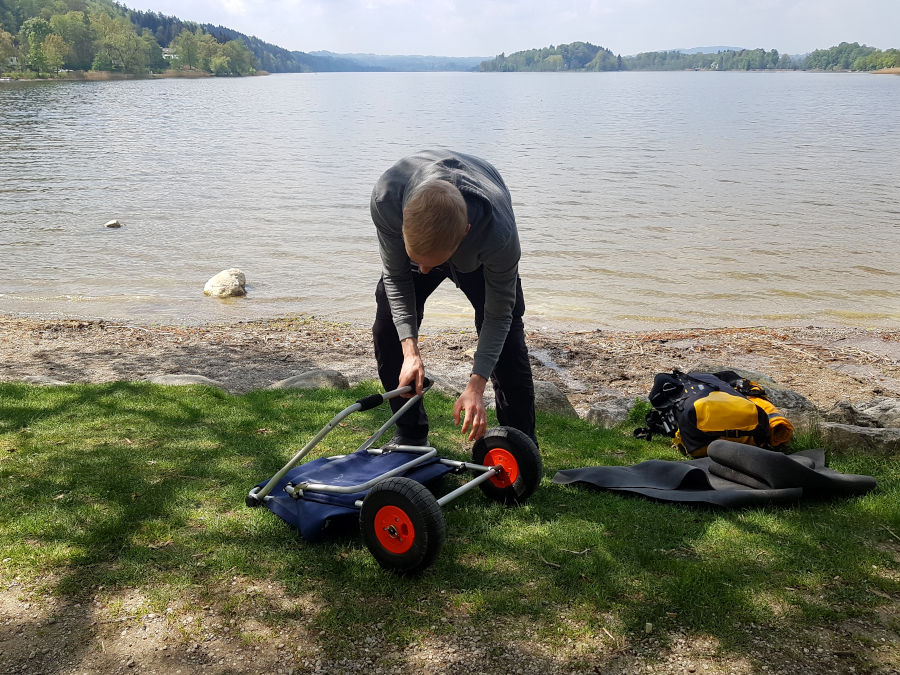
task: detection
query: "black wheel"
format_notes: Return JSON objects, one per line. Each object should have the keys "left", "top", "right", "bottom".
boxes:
{"left": 471, "top": 426, "right": 542, "bottom": 505}
{"left": 359, "top": 477, "right": 446, "bottom": 574}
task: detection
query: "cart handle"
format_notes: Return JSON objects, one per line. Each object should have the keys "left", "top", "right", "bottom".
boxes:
{"left": 355, "top": 378, "right": 433, "bottom": 411}
{"left": 247, "top": 378, "right": 434, "bottom": 505}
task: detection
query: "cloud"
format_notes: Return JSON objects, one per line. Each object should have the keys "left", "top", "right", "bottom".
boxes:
{"left": 221, "top": 0, "right": 248, "bottom": 16}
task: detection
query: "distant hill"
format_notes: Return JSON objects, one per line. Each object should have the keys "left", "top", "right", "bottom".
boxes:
{"left": 128, "top": 9, "right": 306, "bottom": 73}
{"left": 673, "top": 46, "right": 745, "bottom": 54}
{"left": 309, "top": 52, "right": 487, "bottom": 72}
{"left": 669, "top": 47, "right": 746, "bottom": 54}
{"left": 289, "top": 51, "right": 383, "bottom": 72}
{"left": 127, "top": 8, "right": 485, "bottom": 72}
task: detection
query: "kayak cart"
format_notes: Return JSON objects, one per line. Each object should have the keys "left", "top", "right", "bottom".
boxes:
{"left": 246, "top": 380, "right": 541, "bottom": 573}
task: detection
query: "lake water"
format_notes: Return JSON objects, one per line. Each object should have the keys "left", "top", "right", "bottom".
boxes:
{"left": 1, "top": 71, "right": 898, "bottom": 331}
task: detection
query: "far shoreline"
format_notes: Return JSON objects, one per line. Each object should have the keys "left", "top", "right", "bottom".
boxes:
{"left": 3, "top": 68, "right": 897, "bottom": 84}
{"left": 0, "top": 69, "right": 271, "bottom": 83}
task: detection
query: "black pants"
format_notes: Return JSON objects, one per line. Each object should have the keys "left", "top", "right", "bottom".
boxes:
{"left": 372, "top": 266, "right": 536, "bottom": 444}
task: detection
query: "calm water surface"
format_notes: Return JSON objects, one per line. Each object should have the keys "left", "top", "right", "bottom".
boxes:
{"left": 1, "top": 71, "right": 898, "bottom": 331}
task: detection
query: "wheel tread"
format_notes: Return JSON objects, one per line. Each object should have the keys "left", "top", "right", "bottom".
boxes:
{"left": 472, "top": 426, "right": 542, "bottom": 505}
{"left": 360, "top": 476, "right": 446, "bottom": 574}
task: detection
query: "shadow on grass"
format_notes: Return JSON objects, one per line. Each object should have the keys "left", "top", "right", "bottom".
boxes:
{"left": 0, "top": 382, "right": 897, "bottom": 673}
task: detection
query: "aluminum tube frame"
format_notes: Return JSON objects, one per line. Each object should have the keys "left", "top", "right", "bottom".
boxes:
{"left": 350, "top": 461, "right": 501, "bottom": 508}
{"left": 248, "top": 383, "right": 421, "bottom": 503}
{"left": 355, "top": 382, "right": 433, "bottom": 454}
{"left": 435, "top": 463, "right": 500, "bottom": 507}
{"left": 286, "top": 447, "right": 438, "bottom": 497}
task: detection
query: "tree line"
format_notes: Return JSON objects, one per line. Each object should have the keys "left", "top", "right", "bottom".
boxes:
{"left": 129, "top": 9, "right": 305, "bottom": 74}
{"left": 0, "top": 0, "right": 257, "bottom": 77}
{"left": 481, "top": 42, "right": 622, "bottom": 72}
{"left": 479, "top": 41, "right": 900, "bottom": 72}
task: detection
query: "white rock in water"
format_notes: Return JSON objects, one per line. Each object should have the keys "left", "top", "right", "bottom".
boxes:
{"left": 104, "top": 219, "right": 122, "bottom": 228}
{"left": 204, "top": 268, "right": 246, "bottom": 298}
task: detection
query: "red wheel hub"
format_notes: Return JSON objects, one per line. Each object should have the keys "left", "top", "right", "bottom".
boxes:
{"left": 373, "top": 505, "right": 415, "bottom": 554}
{"left": 484, "top": 447, "right": 519, "bottom": 488}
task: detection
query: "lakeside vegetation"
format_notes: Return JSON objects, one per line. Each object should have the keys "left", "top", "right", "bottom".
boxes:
{"left": 480, "top": 40, "right": 900, "bottom": 72}
{"left": 0, "top": 0, "right": 258, "bottom": 78}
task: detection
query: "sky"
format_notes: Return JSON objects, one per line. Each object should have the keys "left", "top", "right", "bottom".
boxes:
{"left": 121, "top": 0, "right": 900, "bottom": 57}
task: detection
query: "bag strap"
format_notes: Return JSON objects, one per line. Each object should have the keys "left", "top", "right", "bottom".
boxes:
{"left": 634, "top": 408, "right": 678, "bottom": 441}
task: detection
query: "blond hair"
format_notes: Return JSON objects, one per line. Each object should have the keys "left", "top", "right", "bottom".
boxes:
{"left": 402, "top": 180, "right": 468, "bottom": 258}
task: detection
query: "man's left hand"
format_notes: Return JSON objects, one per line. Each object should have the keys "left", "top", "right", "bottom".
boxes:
{"left": 453, "top": 374, "right": 488, "bottom": 442}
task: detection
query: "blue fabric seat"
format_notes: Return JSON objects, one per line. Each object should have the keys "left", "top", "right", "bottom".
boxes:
{"left": 256, "top": 449, "right": 454, "bottom": 541}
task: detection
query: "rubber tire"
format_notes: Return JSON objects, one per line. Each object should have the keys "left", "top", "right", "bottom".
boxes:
{"left": 360, "top": 477, "right": 446, "bottom": 574}
{"left": 472, "top": 426, "right": 542, "bottom": 505}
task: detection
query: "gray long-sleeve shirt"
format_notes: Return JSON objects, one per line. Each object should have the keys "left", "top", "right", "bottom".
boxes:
{"left": 370, "top": 150, "right": 521, "bottom": 379}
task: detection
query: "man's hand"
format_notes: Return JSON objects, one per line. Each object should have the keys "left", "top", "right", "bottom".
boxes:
{"left": 398, "top": 337, "right": 425, "bottom": 396}
{"left": 454, "top": 374, "right": 488, "bottom": 441}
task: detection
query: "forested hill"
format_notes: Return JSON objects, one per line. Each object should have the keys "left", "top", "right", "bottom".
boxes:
{"left": 480, "top": 40, "right": 900, "bottom": 72}
{"left": 480, "top": 42, "right": 622, "bottom": 72}
{"left": 0, "top": 0, "right": 484, "bottom": 74}
{"left": 0, "top": 0, "right": 380, "bottom": 74}
{"left": 127, "top": 8, "right": 326, "bottom": 73}
{"left": 129, "top": 11, "right": 385, "bottom": 72}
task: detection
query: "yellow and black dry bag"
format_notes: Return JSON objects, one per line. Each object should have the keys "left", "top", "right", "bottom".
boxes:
{"left": 634, "top": 370, "right": 794, "bottom": 458}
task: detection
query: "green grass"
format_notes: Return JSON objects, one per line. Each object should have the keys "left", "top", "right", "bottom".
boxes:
{"left": 1, "top": 381, "right": 898, "bottom": 664}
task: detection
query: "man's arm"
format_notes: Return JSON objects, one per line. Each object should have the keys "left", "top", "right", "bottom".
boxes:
{"left": 470, "top": 238, "right": 520, "bottom": 379}
{"left": 450, "top": 245, "right": 520, "bottom": 441}
{"left": 371, "top": 189, "right": 418, "bottom": 335}
{"left": 372, "top": 195, "right": 426, "bottom": 395}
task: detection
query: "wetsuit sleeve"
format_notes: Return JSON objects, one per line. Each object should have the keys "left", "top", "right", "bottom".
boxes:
{"left": 371, "top": 194, "right": 418, "bottom": 342}
{"left": 471, "top": 235, "right": 520, "bottom": 379}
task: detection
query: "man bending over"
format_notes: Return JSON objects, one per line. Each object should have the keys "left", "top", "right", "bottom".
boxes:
{"left": 371, "top": 149, "right": 536, "bottom": 446}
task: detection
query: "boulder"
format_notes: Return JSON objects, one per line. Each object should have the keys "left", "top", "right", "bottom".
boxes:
{"left": 824, "top": 398, "right": 900, "bottom": 428}
{"left": 819, "top": 422, "right": 900, "bottom": 456}
{"left": 586, "top": 395, "right": 635, "bottom": 428}
{"left": 104, "top": 219, "right": 121, "bottom": 228}
{"left": 533, "top": 380, "right": 578, "bottom": 418}
{"left": 146, "top": 374, "right": 226, "bottom": 390}
{"left": 269, "top": 369, "right": 349, "bottom": 390}
{"left": 21, "top": 375, "right": 68, "bottom": 386}
{"left": 204, "top": 268, "right": 246, "bottom": 298}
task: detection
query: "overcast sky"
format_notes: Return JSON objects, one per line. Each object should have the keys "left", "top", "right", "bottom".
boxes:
{"left": 121, "top": 0, "right": 900, "bottom": 57}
